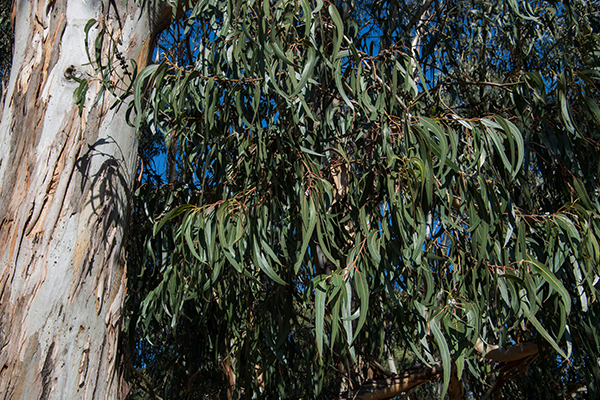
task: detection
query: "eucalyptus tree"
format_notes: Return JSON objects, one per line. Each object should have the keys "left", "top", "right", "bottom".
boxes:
{"left": 0, "top": 0, "right": 175, "bottom": 398}
{"left": 120, "top": 0, "right": 600, "bottom": 399}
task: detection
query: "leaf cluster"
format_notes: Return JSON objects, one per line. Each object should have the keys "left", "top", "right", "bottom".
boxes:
{"left": 121, "top": 0, "right": 600, "bottom": 398}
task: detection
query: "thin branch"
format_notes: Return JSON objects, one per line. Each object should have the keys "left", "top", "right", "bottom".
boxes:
{"left": 123, "top": 347, "right": 163, "bottom": 400}
{"left": 412, "top": 79, "right": 521, "bottom": 106}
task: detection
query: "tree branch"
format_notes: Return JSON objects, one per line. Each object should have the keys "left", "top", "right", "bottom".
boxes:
{"left": 123, "top": 347, "right": 163, "bottom": 400}
{"left": 339, "top": 363, "right": 442, "bottom": 400}
{"left": 475, "top": 339, "right": 539, "bottom": 362}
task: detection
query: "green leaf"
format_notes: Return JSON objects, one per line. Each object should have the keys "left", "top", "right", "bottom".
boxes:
{"left": 72, "top": 77, "right": 89, "bottom": 115}
{"left": 367, "top": 230, "right": 381, "bottom": 264}
{"left": 154, "top": 205, "right": 195, "bottom": 237}
{"left": 261, "top": 237, "right": 282, "bottom": 265}
{"left": 183, "top": 213, "right": 203, "bottom": 261}
{"left": 330, "top": 291, "right": 341, "bottom": 350}
{"left": 528, "top": 259, "right": 571, "bottom": 315}
{"left": 483, "top": 122, "right": 513, "bottom": 173}
{"left": 253, "top": 235, "right": 286, "bottom": 285}
{"left": 300, "top": 146, "right": 324, "bottom": 158}
{"left": 270, "top": 40, "right": 295, "bottom": 67}
{"left": 134, "top": 64, "right": 160, "bottom": 129}
{"left": 528, "top": 312, "right": 567, "bottom": 359}
{"left": 420, "top": 117, "right": 448, "bottom": 171}
{"left": 316, "top": 219, "right": 337, "bottom": 267}
{"left": 291, "top": 45, "right": 316, "bottom": 97}
{"left": 315, "top": 281, "right": 327, "bottom": 356}
{"left": 554, "top": 214, "right": 581, "bottom": 242}
{"left": 334, "top": 59, "right": 354, "bottom": 110}
{"left": 573, "top": 178, "right": 594, "bottom": 210}
{"left": 295, "top": 196, "right": 317, "bottom": 273}
{"left": 328, "top": 4, "right": 343, "bottom": 60}
{"left": 352, "top": 269, "right": 369, "bottom": 342}
{"left": 495, "top": 116, "right": 525, "bottom": 178}
{"left": 430, "top": 316, "right": 451, "bottom": 399}
{"left": 300, "top": 0, "right": 312, "bottom": 37}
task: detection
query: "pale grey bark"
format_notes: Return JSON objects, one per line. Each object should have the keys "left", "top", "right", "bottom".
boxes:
{"left": 0, "top": 0, "right": 167, "bottom": 398}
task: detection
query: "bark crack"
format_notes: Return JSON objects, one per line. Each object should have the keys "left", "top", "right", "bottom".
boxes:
{"left": 39, "top": 341, "right": 55, "bottom": 400}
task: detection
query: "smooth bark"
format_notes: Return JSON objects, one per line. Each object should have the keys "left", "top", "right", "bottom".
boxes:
{"left": 0, "top": 0, "right": 166, "bottom": 398}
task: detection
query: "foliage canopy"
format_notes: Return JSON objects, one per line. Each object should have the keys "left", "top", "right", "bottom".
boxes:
{"left": 109, "top": 0, "right": 600, "bottom": 398}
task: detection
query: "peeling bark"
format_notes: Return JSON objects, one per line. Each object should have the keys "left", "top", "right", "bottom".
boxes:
{"left": 0, "top": 0, "right": 167, "bottom": 398}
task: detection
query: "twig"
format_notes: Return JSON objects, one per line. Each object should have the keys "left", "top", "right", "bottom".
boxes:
{"left": 122, "top": 347, "right": 163, "bottom": 400}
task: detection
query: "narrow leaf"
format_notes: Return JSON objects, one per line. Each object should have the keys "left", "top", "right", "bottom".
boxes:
{"left": 315, "top": 281, "right": 327, "bottom": 356}
{"left": 430, "top": 316, "right": 451, "bottom": 398}
{"left": 352, "top": 270, "right": 369, "bottom": 342}
{"left": 528, "top": 259, "right": 571, "bottom": 315}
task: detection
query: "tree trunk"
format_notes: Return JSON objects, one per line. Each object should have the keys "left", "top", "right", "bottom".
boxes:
{"left": 0, "top": 0, "right": 166, "bottom": 398}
